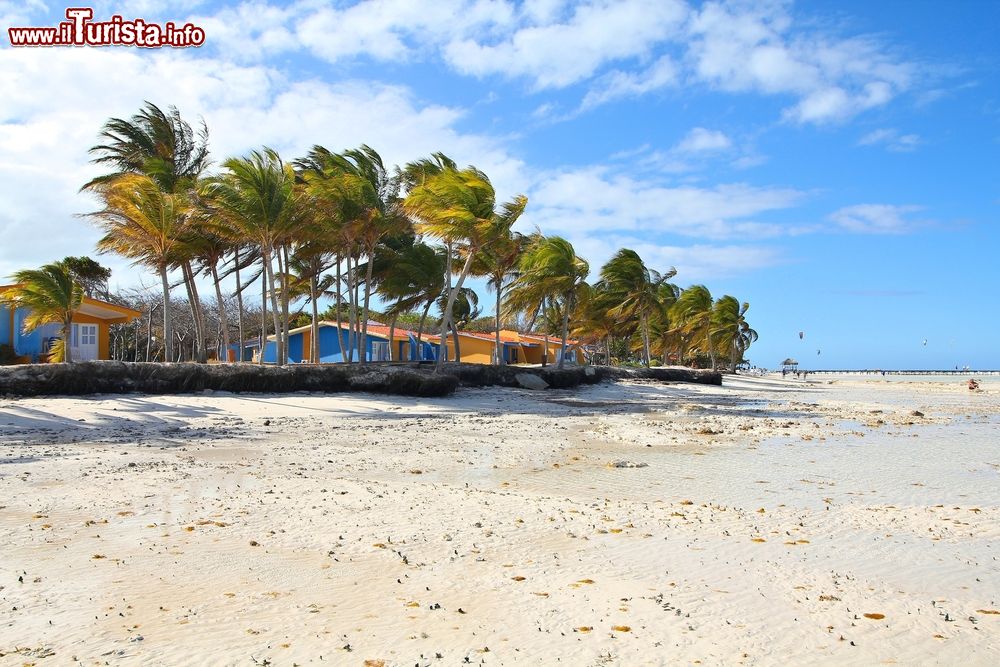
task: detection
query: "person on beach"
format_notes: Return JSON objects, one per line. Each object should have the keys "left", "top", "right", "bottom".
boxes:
{"left": 968, "top": 378, "right": 980, "bottom": 391}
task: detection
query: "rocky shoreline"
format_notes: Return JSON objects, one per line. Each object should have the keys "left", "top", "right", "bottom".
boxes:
{"left": 0, "top": 361, "right": 721, "bottom": 398}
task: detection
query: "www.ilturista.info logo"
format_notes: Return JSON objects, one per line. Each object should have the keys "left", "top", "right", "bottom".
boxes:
{"left": 7, "top": 8, "right": 205, "bottom": 48}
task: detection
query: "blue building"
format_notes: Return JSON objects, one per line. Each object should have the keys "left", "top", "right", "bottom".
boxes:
{"left": 257, "top": 321, "right": 436, "bottom": 364}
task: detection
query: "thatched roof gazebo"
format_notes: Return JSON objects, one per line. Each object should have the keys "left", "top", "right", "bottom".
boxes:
{"left": 781, "top": 358, "right": 799, "bottom": 372}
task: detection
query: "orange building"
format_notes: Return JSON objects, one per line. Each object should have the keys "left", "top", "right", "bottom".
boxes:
{"left": 427, "top": 329, "right": 585, "bottom": 365}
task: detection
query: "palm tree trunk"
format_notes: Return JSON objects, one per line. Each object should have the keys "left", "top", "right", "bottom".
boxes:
{"left": 334, "top": 254, "right": 346, "bottom": 361}
{"left": 263, "top": 247, "right": 282, "bottom": 364}
{"left": 605, "top": 336, "right": 612, "bottom": 367}
{"left": 416, "top": 300, "right": 431, "bottom": 361}
{"left": 707, "top": 326, "right": 717, "bottom": 370}
{"left": 558, "top": 294, "right": 570, "bottom": 369}
{"left": 180, "top": 261, "right": 206, "bottom": 363}
{"left": 495, "top": 285, "right": 503, "bottom": 365}
{"left": 274, "top": 246, "right": 285, "bottom": 364}
{"left": 258, "top": 265, "right": 266, "bottom": 365}
{"left": 310, "top": 273, "right": 320, "bottom": 363}
{"left": 211, "top": 263, "right": 231, "bottom": 363}
{"left": 344, "top": 253, "right": 356, "bottom": 363}
{"left": 234, "top": 248, "right": 245, "bottom": 363}
{"left": 360, "top": 246, "right": 375, "bottom": 365}
{"left": 353, "top": 259, "right": 362, "bottom": 361}
{"left": 387, "top": 313, "right": 397, "bottom": 362}
{"left": 146, "top": 303, "right": 155, "bottom": 362}
{"left": 279, "top": 243, "right": 291, "bottom": 366}
{"left": 641, "top": 313, "right": 651, "bottom": 368}
{"left": 451, "top": 317, "right": 461, "bottom": 362}
{"left": 62, "top": 316, "right": 73, "bottom": 364}
{"left": 435, "top": 247, "right": 476, "bottom": 370}
{"left": 159, "top": 264, "right": 173, "bottom": 362}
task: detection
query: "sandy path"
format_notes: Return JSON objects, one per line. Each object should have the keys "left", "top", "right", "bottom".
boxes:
{"left": 1, "top": 377, "right": 998, "bottom": 665}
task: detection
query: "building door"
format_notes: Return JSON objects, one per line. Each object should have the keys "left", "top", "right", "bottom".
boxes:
{"left": 371, "top": 341, "right": 389, "bottom": 361}
{"left": 72, "top": 323, "right": 99, "bottom": 361}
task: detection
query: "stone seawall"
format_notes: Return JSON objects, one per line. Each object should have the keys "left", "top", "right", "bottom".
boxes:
{"left": 0, "top": 361, "right": 721, "bottom": 398}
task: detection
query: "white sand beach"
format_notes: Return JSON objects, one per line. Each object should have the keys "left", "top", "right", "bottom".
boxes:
{"left": 1, "top": 376, "right": 998, "bottom": 665}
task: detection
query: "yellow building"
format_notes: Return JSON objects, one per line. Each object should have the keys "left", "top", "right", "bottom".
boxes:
{"left": 0, "top": 286, "right": 141, "bottom": 362}
{"left": 427, "top": 330, "right": 498, "bottom": 364}
{"left": 427, "top": 329, "right": 585, "bottom": 365}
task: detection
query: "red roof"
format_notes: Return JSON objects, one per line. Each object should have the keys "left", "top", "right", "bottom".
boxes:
{"left": 520, "top": 332, "right": 580, "bottom": 346}
{"left": 363, "top": 323, "right": 424, "bottom": 340}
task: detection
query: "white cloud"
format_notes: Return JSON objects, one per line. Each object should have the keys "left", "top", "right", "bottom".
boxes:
{"left": 858, "top": 128, "right": 921, "bottom": 152}
{"left": 190, "top": 1, "right": 300, "bottom": 61}
{"left": 675, "top": 127, "right": 731, "bottom": 153}
{"left": 828, "top": 204, "right": 924, "bottom": 234}
{"left": 444, "top": 0, "right": 688, "bottom": 89}
{"left": 50, "top": 0, "right": 919, "bottom": 125}
{"left": 0, "top": 46, "right": 527, "bottom": 283}
{"left": 610, "top": 128, "right": 740, "bottom": 175}
{"left": 523, "top": 166, "right": 805, "bottom": 240}
{"left": 570, "top": 235, "right": 783, "bottom": 282}
{"left": 581, "top": 55, "right": 679, "bottom": 109}
{"left": 297, "top": 0, "right": 514, "bottom": 65}
{"left": 687, "top": 2, "right": 914, "bottom": 124}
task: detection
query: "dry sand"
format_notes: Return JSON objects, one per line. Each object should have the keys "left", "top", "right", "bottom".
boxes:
{"left": 0, "top": 375, "right": 998, "bottom": 665}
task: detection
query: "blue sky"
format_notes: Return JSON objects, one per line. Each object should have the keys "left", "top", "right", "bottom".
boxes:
{"left": 1, "top": 1, "right": 998, "bottom": 369}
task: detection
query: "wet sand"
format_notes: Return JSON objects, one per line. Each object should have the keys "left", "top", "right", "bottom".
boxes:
{"left": 1, "top": 376, "right": 998, "bottom": 665}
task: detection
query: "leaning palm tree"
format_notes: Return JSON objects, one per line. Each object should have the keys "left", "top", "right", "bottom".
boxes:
{"left": 712, "top": 295, "right": 758, "bottom": 371}
{"left": 571, "top": 281, "right": 621, "bottom": 365}
{"left": 648, "top": 281, "right": 681, "bottom": 364}
{"left": 87, "top": 174, "right": 190, "bottom": 362}
{"left": 435, "top": 286, "right": 480, "bottom": 361}
{"left": 203, "top": 148, "right": 304, "bottom": 365}
{"left": 299, "top": 145, "right": 374, "bottom": 363}
{"left": 672, "top": 284, "right": 715, "bottom": 369}
{"left": 85, "top": 101, "right": 209, "bottom": 194}
{"left": 473, "top": 226, "right": 525, "bottom": 365}
{"left": 374, "top": 238, "right": 446, "bottom": 360}
{"left": 598, "top": 249, "right": 676, "bottom": 367}
{"left": 506, "top": 236, "right": 589, "bottom": 369}
{"left": 85, "top": 101, "right": 209, "bottom": 361}
{"left": 403, "top": 159, "right": 527, "bottom": 370}
{"left": 1, "top": 262, "right": 83, "bottom": 363}
{"left": 336, "top": 146, "right": 410, "bottom": 364}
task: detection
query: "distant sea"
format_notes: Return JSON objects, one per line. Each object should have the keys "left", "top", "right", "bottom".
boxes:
{"left": 798, "top": 372, "right": 1000, "bottom": 385}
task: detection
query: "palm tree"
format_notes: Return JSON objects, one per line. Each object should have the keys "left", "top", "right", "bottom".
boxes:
{"left": 648, "top": 282, "right": 681, "bottom": 365}
{"left": 672, "top": 285, "right": 715, "bottom": 369}
{"left": 335, "top": 146, "right": 409, "bottom": 364}
{"left": 571, "top": 282, "right": 620, "bottom": 365}
{"left": 507, "top": 236, "right": 589, "bottom": 369}
{"left": 87, "top": 174, "right": 191, "bottom": 362}
{"left": 436, "top": 286, "right": 480, "bottom": 361}
{"left": 598, "top": 249, "right": 676, "bottom": 367}
{"left": 404, "top": 160, "right": 527, "bottom": 369}
{"left": 85, "top": 101, "right": 209, "bottom": 362}
{"left": 299, "top": 146, "right": 374, "bottom": 363}
{"left": 85, "top": 101, "right": 209, "bottom": 194}
{"left": 204, "top": 148, "right": 304, "bottom": 365}
{"left": 712, "top": 295, "right": 758, "bottom": 371}
{"left": 374, "top": 238, "right": 446, "bottom": 360}
{"left": 1, "top": 262, "right": 83, "bottom": 363}
{"left": 473, "top": 227, "right": 525, "bottom": 365}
